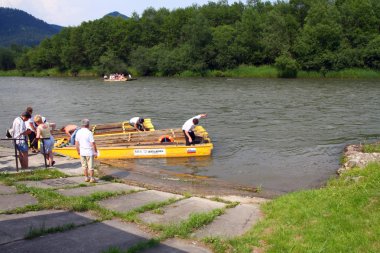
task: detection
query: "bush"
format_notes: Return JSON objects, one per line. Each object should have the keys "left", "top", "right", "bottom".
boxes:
{"left": 275, "top": 54, "right": 299, "bottom": 78}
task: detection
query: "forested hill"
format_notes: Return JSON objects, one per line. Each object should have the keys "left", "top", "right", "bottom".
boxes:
{"left": 104, "top": 11, "right": 129, "bottom": 20}
{"left": 0, "top": 7, "right": 62, "bottom": 46}
{"left": 2, "top": 1, "right": 380, "bottom": 77}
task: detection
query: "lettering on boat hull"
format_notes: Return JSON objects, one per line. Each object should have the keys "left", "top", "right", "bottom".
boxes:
{"left": 134, "top": 149, "right": 166, "bottom": 156}
{"left": 187, "top": 148, "right": 196, "bottom": 154}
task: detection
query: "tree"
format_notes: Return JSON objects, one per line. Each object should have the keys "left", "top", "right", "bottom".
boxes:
{"left": 364, "top": 35, "right": 380, "bottom": 69}
{"left": 209, "top": 25, "right": 239, "bottom": 70}
{"left": 275, "top": 53, "right": 299, "bottom": 78}
{"left": 0, "top": 47, "right": 16, "bottom": 70}
{"left": 96, "top": 50, "right": 128, "bottom": 75}
{"left": 262, "top": 3, "right": 299, "bottom": 64}
{"left": 235, "top": 7, "right": 265, "bottom": 65}
{"left": 293, "top": 1, "right": 343, "bottom": 71}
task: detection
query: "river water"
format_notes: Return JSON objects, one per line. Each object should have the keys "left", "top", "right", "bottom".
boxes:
{"left": 1, "top": 77, "right": 379, "bottom": 193}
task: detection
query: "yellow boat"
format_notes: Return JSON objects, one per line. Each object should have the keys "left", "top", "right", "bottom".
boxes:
{"left": 53, "top": 143, "right": 213, "bottom": 159}
{"left": 53, "top": 125, "right": 213, "bottom": 159}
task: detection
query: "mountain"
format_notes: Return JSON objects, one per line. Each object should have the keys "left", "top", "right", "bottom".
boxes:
{"left": 0, "top": 7, "right": 63, "bottom": 47}
{"left": 104, "top": 11, "right": 129, "bottom": 20}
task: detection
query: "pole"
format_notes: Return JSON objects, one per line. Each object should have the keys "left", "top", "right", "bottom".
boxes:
{"left": 42, "top": 139, "right": 47, "bottom": 168}
{"left": 13, "top": 139, "right": 19, "bottom": 172}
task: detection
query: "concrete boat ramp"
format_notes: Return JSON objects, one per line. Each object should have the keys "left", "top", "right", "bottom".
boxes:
{"left": 0, "top": 147, "right": 266, "bottom": 252}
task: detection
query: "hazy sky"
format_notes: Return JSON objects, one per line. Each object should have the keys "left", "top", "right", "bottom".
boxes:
{"left": 0, "top": 0, "right": 244, "bottom": 26}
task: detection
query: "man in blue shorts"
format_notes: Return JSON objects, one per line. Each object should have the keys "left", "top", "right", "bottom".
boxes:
{"left": 12, "top": 111, "right": 32, "bottom": 169}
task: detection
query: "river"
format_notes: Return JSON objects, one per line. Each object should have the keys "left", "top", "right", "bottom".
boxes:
{"left": 1, "top": 77, "right": 379, "bottom": 193}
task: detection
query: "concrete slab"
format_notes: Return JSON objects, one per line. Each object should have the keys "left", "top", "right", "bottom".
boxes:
{"left": 0, "top": 147, "right": 83, "bottom": 174}
{"left": 99, "top": 190, "right": 182, "bottom": 213}
{"left": 193, "top": 204, "right": 262, "bottom": 238}
{"left": 63, "top": 176, "right": 107, "bottom": 185}
{"left": 58, "top": 183, "right": 145, "bottom": 197}
{"left": 0, "top": 193, "right": 37, "bottom": 212}
{"left": 0, "top": 210, "right": 95, "bottom": 245}
{"left": 0, "top": 219, "right": 153, "bottom": 253}
{"left": 17, "top": 177, "right": 80, "bottom": 189}
{"left": 0, "top": 184, "right": 17, "bottom": 195}
{"left": 139, "top": 197, "right": 225, "bottom": 225}
{"left": 0, "top": 155, "right": 18, "bottom": 173}
{"left": 142, "top": 238, "right": 212, "bottom": 253}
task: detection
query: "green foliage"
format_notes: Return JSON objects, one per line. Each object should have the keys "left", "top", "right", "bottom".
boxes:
{"left": 275, "top": 53, "right": 299, "bottom": 78}
{"left": 96, "top": 50, "right": 128, "bottom": 75}
{"left": 362, "top": 143, "right": 380, "bottom": 153}
{"left": 3, "top": 1, "right": 380, "bottom": 77}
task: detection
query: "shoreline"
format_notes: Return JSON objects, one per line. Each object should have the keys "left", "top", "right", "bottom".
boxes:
{"left": 1, "top": 66, "right": 380, "bottom": 79}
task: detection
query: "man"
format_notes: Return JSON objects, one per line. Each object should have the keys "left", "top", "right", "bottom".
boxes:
{"left": 182, "top": 114, "right": 207, "bottom": 146}
{"left": 75, "top": 119, "right": 98, "bottom": 183}
{"left": 60, "top": 124, "right": 79, "bottom": 145}
{"left": 12, "top": 111, "right": 32, "bottom": 169}
{"left": 129, "top": 117, "right": 146, "bottom": 131}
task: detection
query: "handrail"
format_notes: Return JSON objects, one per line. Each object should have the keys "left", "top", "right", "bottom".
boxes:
{"left": 1, "top": 137, "right": 51, "bottom": 171}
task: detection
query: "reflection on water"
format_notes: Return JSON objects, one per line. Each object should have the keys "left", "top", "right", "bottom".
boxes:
{"left": 1, "top": 77, "right": 380, "bottom": 192}
{"left": 104, "top": 156, "right": 213, "bottom": 177}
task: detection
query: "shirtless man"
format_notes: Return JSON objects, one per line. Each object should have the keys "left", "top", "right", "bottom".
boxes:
{"left": 61, "top": 124, "right": 79, "bottom": 145}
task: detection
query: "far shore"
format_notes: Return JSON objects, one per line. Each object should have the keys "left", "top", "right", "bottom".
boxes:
{"left": 1, "top": 66, "right": 380, "bottom": 79}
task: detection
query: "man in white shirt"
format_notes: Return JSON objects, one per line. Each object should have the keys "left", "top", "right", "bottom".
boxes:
{"left": 12, "top": 111, "right": 32, "bottom": 169}
{"left": 182, "top": 114, "right": 207, "bottom": 146}
{"left": 129, "top": 117, "right": 146, "bottom": 131}
{"left": 75, "top": 119, "right": 98, "bottom": 183}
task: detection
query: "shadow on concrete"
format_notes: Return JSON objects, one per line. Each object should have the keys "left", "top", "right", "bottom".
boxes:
{"left": 0, "top": 211, "right": 190, "bottom": 253}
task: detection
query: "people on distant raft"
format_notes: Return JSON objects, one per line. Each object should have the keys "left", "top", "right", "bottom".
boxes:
{"left": 129, "top": 117, "right": 146, "bottom": 131}
{"left": 12, "top": 111, "right": 32, "bottom": 169}
{"left": 75, "top": 119, "right": 98, "bottom": 183}
{"left": 34, "top": 115, "right": 56, "bottom": 167}
{"left": 182, "top": 114, "right": 207, "bottom": 146}
{"left": 60, "top": 124, "right": 80, "bottom": 145}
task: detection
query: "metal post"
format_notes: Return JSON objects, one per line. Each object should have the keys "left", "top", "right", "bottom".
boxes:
{"left": 13, "top": 139, "right": 19, "bottom": 172}
{"left": 42, "top": 139, "right": 47, "bottom": 168}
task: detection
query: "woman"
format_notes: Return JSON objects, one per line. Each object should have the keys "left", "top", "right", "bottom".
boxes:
{"left": 34, "top": 114, "right": 56, "bottom": 167}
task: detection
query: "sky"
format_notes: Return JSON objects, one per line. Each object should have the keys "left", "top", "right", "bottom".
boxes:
{"left": 0, "top": 0, "right": 245, "bottom": 26}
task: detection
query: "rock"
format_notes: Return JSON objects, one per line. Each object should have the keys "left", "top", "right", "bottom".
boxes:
{"left": 338, "top": 144, "right": 380, "bottom": 174}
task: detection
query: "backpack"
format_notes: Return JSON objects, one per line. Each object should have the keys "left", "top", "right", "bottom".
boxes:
{"left": 6, "top": 128, "right": 13, "bottom": 138}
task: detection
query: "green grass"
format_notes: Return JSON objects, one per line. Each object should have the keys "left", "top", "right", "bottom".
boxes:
{"left": 362, "top": 143, "right": 380, "bottom": 153}
{"left": 298, "top": 68, "right": 380, "bottom": 79}
{"left": 25, "top": 223, "right": 76, "bottom": 239}
{"left": 117, "top": 197, "right": 183, "bottom": 222}
{"left": 151, "top": 209, "right": 225, "bottom": 239}
{"left": 0, "top": 169, "right": 67, "bottom": 185}
{"left": 102, "top": 239, "right": 160, "bottom": 253}
{"left": 214, "top": 163, "right": 380, "bottom": 253}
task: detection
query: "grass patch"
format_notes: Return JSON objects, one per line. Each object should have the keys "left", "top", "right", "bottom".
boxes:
{"left": 298, "top": 68, "right": 380, "bottom": 79}
{"left": 152, "top": 209, "right": 224, "bottom": 239}
{"left": 0, "top": 169, "right": 67, "bottom": 185}
{"left": 117, "top": 197, "right": 182, "bottom": 222}
{"left": 2, "top": 182, "right": 127, "bottom": 218}
{"left": 102, "top": 239, "right": 159, "bottom": 253}
{"left": 25, "top": 223, "right": 76, "bottom": 239}
{"left": 218, "top": 163, "right": 380, "bottom": 253}
{"left": 362, "top": 143, "right": 380, "bottom": 153}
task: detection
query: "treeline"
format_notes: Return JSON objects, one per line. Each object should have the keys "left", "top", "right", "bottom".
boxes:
{"left": 1, "top": 0, "right": 380, "bottom": 77}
